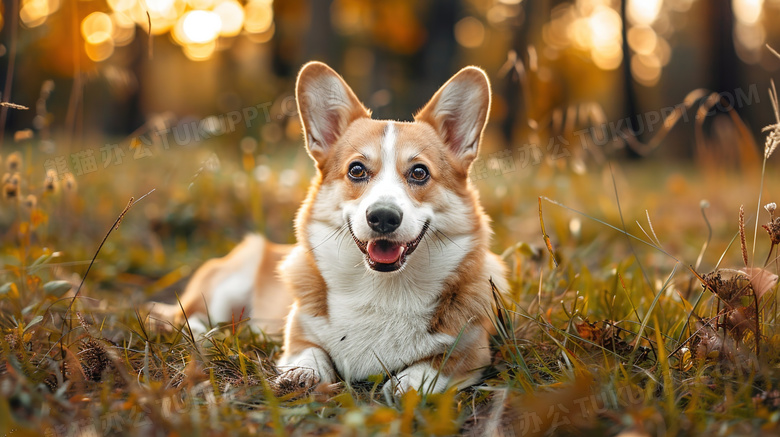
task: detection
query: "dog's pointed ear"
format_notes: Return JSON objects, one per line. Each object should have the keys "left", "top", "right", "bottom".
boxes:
{"left": 415, "top": 66, "right": 491, "bottom": 170}
{"left": 296, "top": 61, "right": 370, "bottom": 166}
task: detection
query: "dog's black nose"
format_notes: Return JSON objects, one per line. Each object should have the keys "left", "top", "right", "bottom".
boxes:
{"left": 366, "top": 203, "right": 403, "bottom": 234}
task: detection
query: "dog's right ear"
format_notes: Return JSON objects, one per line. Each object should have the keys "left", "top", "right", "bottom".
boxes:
{"left": 296, "top": 62, "right": 370, "bottom": 166}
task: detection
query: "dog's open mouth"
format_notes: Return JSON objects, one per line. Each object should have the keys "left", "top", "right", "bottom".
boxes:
{"left": 348, "top": 221, "right": 430, "bottom": 272}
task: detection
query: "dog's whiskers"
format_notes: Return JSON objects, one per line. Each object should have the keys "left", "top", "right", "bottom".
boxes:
{"left": 424, "top": 226, "right": 446, "bottom": 254}
{"left": 335, "top": 226, "right": 352, "bottom": 259}
{"left": 432, "top": 228, "right": 463, "bottom": 251}
{"left": 308, "top": 223, "right": 349, "bottom": 254}
{"left": 415, "top": 219, "right": 444, "bottom": 255}
{"left": 431, "top": 231, "right": 446, "bottom": 253}
{"left": 424, "top": 232, "right": 432, "bottom": 267}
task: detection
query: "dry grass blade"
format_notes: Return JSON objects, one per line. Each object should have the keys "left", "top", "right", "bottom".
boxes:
{"left": 57, "top": 189, "right": 156, "bottom": 379}
{"left": 740, "top": 205, "right": 749, "bottom": 267}
{"left": 147, "top": 11, "right": 154, "bottom": 60}
{"left": 636, "top": 221, "right": 656, "bottom": 247}
{"left": 763, "top": 80, "right": 780, "bottom": 160}
{"left": 645, "top": 210, "right": 662, "bottom": 247}
{"left": 609, "top": 163, "right": 653, "bottom": 289}
{"left": 695, "top": 200, "right": 713, "bottom": 270}
{"left": 540, "top": 196, "right": 682, "bottom": 264}
{"left": 177, "top": 293, "right": 200, "bottom": 354}
{"left": 66, "top": 189, "right": 155, "bottom": 313}
{"left": 0, "top": 102, "right": 28, "bottom": 110}
{"left": 538, "top": 196, "right": 558, "bottom": 268}
{"left": 769, "top": 44, "right": 780, "bottom": 60}
{"left": 750, "top": 81, "right": 779, "bottom": 264}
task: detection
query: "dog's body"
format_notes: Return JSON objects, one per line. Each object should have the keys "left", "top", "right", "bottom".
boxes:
{"left": 151, "top": 62, "right": 508, "bottom": 396}
{"left": 157, "top": 235, "right": 293, "bottom": 335}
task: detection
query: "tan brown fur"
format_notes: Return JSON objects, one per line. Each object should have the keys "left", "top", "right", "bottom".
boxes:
{"left": 148, "top": 236, "right": 292, "bottom": 334}
{"left": 278, "top": 247, "right": 328, "bottom": 318}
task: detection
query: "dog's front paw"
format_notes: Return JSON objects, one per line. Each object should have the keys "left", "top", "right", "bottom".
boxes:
{"left": 275, "top": 347, "right": 336, "bottom": 396}
{"left": 382, "top": 363, "right": 451, "bottom": 400}
{"left": 274, "top": 366, "right": 321, "bottom": 393}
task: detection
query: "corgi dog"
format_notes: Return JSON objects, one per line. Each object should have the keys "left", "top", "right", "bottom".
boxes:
{"left": 150, "top": 61, "right": 508, "bottom": 397}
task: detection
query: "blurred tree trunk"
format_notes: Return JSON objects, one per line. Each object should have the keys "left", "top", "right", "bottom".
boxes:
{"left": 304, "top": 0, "right": 337, "bottom": 63}
{"left": 501, "top": 0, "right": 543, "bottom": 148}
{"left": 620, "top": 0, "right": 641, "bottom": 158}
{"left": 707, "top": 0, "right": 739, "bottom": 98}
{"left": 704, "top": 1, "right": 751, "bottom": 167}
{"left": 0, "top": 0, "right": 19, "bottom": 149}
{"left": 414, "top": 0, "right": 458, "bottom": 107}
{"left": 272, "top": 0, "right": 336, "bottom": 78}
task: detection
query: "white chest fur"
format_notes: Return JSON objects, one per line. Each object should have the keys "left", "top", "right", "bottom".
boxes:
{"left": 301, "top": 221, "right": 474, "bottom": 379}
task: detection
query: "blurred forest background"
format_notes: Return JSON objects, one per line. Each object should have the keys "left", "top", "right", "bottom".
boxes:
{"left": 3, "top": 0, "right": 780, "bottom": 156}
{"left": 5, "top": 2, "right": 780, "bottom": 434}
{"left": 1, "top": 0, "right": 780, "bottom": 277}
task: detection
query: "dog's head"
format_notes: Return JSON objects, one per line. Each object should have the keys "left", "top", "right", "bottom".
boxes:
{"left": 296, "top": 62, "right": 491, "bottom": 273}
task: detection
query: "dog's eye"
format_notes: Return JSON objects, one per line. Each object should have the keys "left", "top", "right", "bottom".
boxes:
{"left": 409, "top": 165, "right": 429, "bottom": 184}
{"left": 348, "top": 162, "right": 368, "bottom": 181}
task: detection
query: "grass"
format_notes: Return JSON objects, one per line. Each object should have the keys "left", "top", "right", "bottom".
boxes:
{"left": 3, "top": 119, "right": 780, "bottom": 436}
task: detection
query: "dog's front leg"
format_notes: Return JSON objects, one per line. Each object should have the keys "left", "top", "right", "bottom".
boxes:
{"left": 275, "top": 304, "right": 336, "bottom": 391}
{"left": 276, "top": 346, "right": 336, "bottom": 390}
{"left": 382, "top": 361, "right": 451, "bottom": 399}
{"left": 383, "top": 327, "right": 491, "bottom": 400}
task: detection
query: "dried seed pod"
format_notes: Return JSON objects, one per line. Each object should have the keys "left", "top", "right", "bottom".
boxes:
{"left": 62, "top": 173, "right": 77, "bottom": 194}
{"left": 43, "top": 170, "right": 59, "bottom": 194}
{"left": 6, "top": 152, "right": 22, "bottom": 172}
{"left": 23, "top": 194, "right": 37, "bottom": 209}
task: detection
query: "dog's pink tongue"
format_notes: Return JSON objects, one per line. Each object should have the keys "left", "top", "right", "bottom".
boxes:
{"left": 367, "top": 241, "right": 404, "bottom": 264}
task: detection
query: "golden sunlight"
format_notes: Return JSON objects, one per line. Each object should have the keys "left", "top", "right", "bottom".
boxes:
{"left": 182, "top": 10, "right": 222, "bottom": 44}
{"left": 626, "top": 0, "right": 662, "bottom": 26}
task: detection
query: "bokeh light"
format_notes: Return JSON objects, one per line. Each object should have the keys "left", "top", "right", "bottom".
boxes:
{"left": 81, "top": 12, "right": 114, "bottom": 41}
{"left": 539, "top": 0, "right": 700, "bottom": 83}
{"left": 733, "top": 0, "right": 766, "bottom": 64}
{"left": 244, "top": 0, "right": 274, "bottom": 34}
{"left": 733, "top": 0, "right": 764, "bottom": 24}
{"left": 62, "top": 0, "right": 275, "bottom": 62}
{"left": 627, "top": 26, "right": 657, "bottom": 56}
{"left": 107, "top": 0, "right": 136, "bottom": 12}
{"left": 626, "top": 0, "right": 662, "bottom": 26}
{"left": 145, "top": 0, "right": 176, "bottom": 16}
{"left": 81, "top": 12, "right": 115, "bottom": 62}
{"left": 631, "top": 53, "right": 662, "bottom": 86}
{"left": 20, "top": 0, "right": 59, "bottom": 28}
{"left": 85, "top": 34, "right": 115, "bottom": 62}
{"left": 543, "top": 1, "right": 624, "bottom": 71}
{"left": 213, "top": 1, "right": 244, "bottom": 37}
{"left": 188, "top": 0, "right": 219, "bottom": 9}
{"left": 183, "top": 41, "right": 217, "bottom": 61}
{"left": 111, "top": 12, "right": 137, "bottom": 47}
{"left": 131, "top": 0, "right": 183, "bottom": 35}
{"left": 182, "top": 10, "right": 221, "bottom": 44}
{"left": 588, "top": 5, "right": 623, "bottom": 70}
{"left": 454, "top": 17, "right": 485, "bottom": 48}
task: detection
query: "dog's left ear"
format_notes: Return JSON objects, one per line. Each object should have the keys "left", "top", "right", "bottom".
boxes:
{"left": 415, "top": 66, "right": 491, "bottom": 170}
